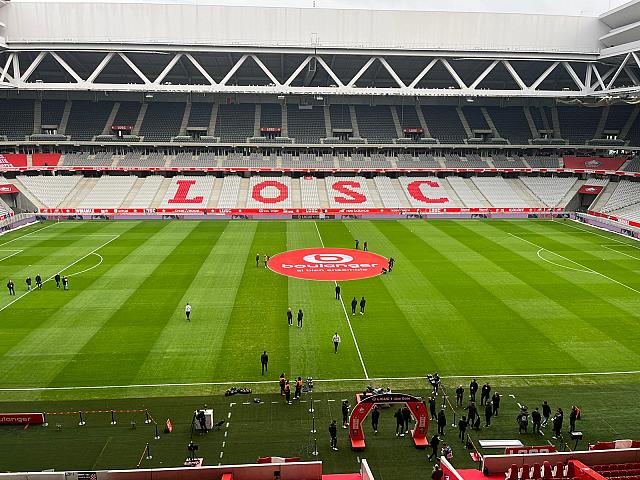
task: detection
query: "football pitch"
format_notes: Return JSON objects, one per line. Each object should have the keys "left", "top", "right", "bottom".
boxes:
{"left": 1, "top": 218, "right": 640, "bottom": 476}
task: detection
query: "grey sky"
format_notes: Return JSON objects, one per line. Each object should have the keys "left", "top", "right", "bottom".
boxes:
{"left": 13, "top": 0, "right": 631, "bottom": 16}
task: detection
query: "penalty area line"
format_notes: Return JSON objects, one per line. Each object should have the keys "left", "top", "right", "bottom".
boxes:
{"left": 2, "top": 370, "right": 640, "bottom": 392}
{"left": 313, "top": 221, "right": 369, "bottom": 380}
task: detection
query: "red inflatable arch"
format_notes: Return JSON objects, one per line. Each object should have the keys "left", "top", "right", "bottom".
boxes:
{"left": 349, "top": 393, "right": 428, "bottom": 450}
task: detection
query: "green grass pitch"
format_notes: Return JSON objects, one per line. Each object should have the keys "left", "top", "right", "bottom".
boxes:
{"left": 1, "top": 218, "right": 640, "bottom": 476}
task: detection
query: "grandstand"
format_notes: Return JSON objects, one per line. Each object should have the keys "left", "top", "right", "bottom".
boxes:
{"left": 2, "top": 1, "right": 640, "bottom": 480}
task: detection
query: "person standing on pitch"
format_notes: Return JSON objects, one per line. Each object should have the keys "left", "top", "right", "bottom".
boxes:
{"left": 264, "top": 254, "right": 268, "bottom": 268}
{"left": 351, "top": 296, "right": 357, "bottom": 316}
{"left": 484, "top": 402, "right": 493, "bottom": 428}
{"left": 428, "top": 434, "right": 440, "bottom": 461}
{"left": 287, "top": 307, "right": 293, "bottom": 326}
{"left": 55, "top": 273, "right": 61, "bottom": 289}
{"left": 355, "top": 239, "right": 360, "bottom": 250}
{"left": 458, "top": 415, "right": 468, "bottom": 443}
{"left": 360, "top": 296, "right": 366, "bottom": 315}
{"left": 335, "top": 283, "right": 341, "bottom": 299}
{"left": 256, "top": 253, "right": 260, "bottom": 267}
{"left": 532, "top": 407, "right": 542, "bottom": 434}
{"left": 395, "top": 408, "right": 405, "bottom": 436}
{"left": 437, "top": 409, "right": 446, "bottom": 435}
{"left": 261, "top": 350, "right": 268, "bottom": 375}
{"left": 492, "top": 392, "right": 501, "bottom": 416}
{"left": 428, "top": 396, "right": 437, "bottom": 420}
{"left": 35, "top": 274, "right": 42, "bottom": 290}
{"left": 329, "top": 420, "right": 338, "bottom": 451}
{"left": 295, "top": 377, "right": 303, "bottom": 399}
{"left": 363, "top": 241, "right": 368, "bottom": 251}
{"left": 185, "top": 303, "right": 192, "bottom": 322}
{"left": 480, "top": 382, "right": 491, "bottom": 405}
{"left": 402, "top": 405, "right": 412, "bottom": 433}
{"left": 279, "top": 373, "right": 286, "bottom": 395}
{"left": 341, "top": 400, "right": 350, "bottom": 428}
{"left": 332, "top": 332, "right": 341, "bottom": 353}
{"left": 297, "top": 308, "right": 303, "bottom": 328}
{"left": 284, "top": 380, "right": 291, "bottom": 404}
{"left": 6, "top": 279, "right": 15, "bottom": 296}
{"left": 371, "top": 405, "right": 380, "bottom": 434}
{"left": 62, "top": 276, "right": 69, "bottom": 290}
{"left": 456, "top": 385, "right": 464, "bottom": 406}
{"left": 469, "top": 378, "right": 478, "bottom": 402}
{"left": 26, "top": 276, "right": 32, "bottom": 291}
{"left": 542, "top": 400, "right": 551, "bottom": 427}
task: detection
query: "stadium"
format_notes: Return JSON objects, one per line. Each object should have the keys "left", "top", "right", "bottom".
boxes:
{"left": 1, "top": 0, "right": 640, "bottom": 478}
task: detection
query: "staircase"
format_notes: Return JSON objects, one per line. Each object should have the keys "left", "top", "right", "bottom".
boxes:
{"left": 151, "top": 178, "right": 172, "bottom": 208}
{"left": 61, "top": 178, "right": 95, "bottom": 208}
{"left": 523, "top": 106, "right": 538, "bottom": 140}
{"left": 593, "top": 106, "right": 609, "bottom": 140}
{"left": 281, "top": 104, "right": 289, "bottom": 137}
{"left": 253, "top": 104, "right": 261, "bottom": 137}
{"left": 323, "top": 106, "right": 332, "bottom": 138}
{"left": 456, "top": 107, "right": 473, "bottom": 138}
{"left": 365, "top": 179, "right": 384, "bottom": 208}
{"left": 208, "top": 104, "right": 219, "bottom": 136}
{"left": 208, "top": 177, "right": 223, "bottom": 208}
{"left": 132, "top": 103, "right": 148, "bottom": 136}
{"left": 389, "top": 106, "right": 403, "bottom": 138}
{"left": 237, "top": 177, "right": 249, "bottom": 208}
{"left": 57, "top": 101, "right": 72, "bottom": 135}
{"left": 348, "top": 105, "right": 360, "bottom": 138}
{"left": 121, "top": 178, "right": 145, "bottom": 208}
{"left": 620, "top": 105, "right": 639, "bottom": 140}
{"left": 464, "top": 178, "right": 492, "bottom": 207}
{"left": 33, "top": 100, "right": 42, "bottom": 135}
{"left": 316, "top": 178, "right": 330, "bottom": 208}
{"left": 415, "top": 105, "right": 432, "bottom": 138}
{"left": 103, "top": 102, "right": 120, "bottom": 135}
{"left": 589, "top": 182, "right": 617, "bottom": 212}
{"left": 179, "top": 103, "right": 192, "bottom": 136}
{"left": 508, "top": 178, "right": 544, "bottom": 207}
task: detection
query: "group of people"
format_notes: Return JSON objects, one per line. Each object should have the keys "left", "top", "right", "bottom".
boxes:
{"left": 278, "top": 373, "right": 305, "bottom": 404}
{"left": 256, "top": 253, "right": 271, "bottom": 268}
{"left": 286, "top": 307, "right": 304, "bottom": 328}
{"left": 515, "top": 403, "right": 579, "bottom": 439}
{"left": 354, "top": 239, "right": 368, "bottom": 251}
{"left": 7, "top": 273, "right": 68, "bottom": 295}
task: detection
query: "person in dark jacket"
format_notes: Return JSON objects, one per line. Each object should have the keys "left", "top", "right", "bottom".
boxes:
{"left": 260, "top": 351, "right": 268, "bottom": 375}
{"left": 552, "top": 408, "right": 563, "bottom": 439}
{"left": 6, "top": 279, "right": 14, "bottom": 295}
{"left": 492, "top": 392, "right": 501, "bottom": 416}
{"left": 428, "top": 434, "right": 440, "bottom": 461}
{"left": 297, "top": 309, "right": 303, "bottom": 328}
{"left": 542, "top": 401, "right": 552, "bottom": 427}
{"left": 480, "top": 383, "right": 491, "bottom": 405}
{"left": 279, "top": 373, "right": 286, "bottom": 395}
{"left": 355, "top": 239, "right": 360, "bottom": 250}
{"left": 456, "top": 385, "right": 464, "bottom": 406}
{"left": 458, "top": 416, "right": 468, "bottom": 442}
{"left": 432, "top": 463, "right": 444, "bottom": 480}
{"left": 363, "top": 241, "right": 368, "bottom": 251}
{"left": 62, "top": 276, "right": 68, "bottom": 290}
{"left": 394, "top": 408, "right": 405, "bottom": 436}
{"left": 351, "top": 297, "right": 358, "bottom": 315}
{"left": 469, "top": 379, "right": 478, "bottom": 402}
{"left": 484, "top": 402, "right": 493, "bottom": 427}
{"left": 532, "top": 407, "right": 542, "bottom": 434}
{"left": 402, "top": 406, "right": 412, "bottom": 433}
{"left": 437, "top": 409, "right": 447, "bottom": 436}
{"left": 256, "top": 253, "right": 260, "bottom": 267}
{"left": 428, "top": 396, "right": 437, "bottom": 420}
{"left": 329, "top": 420, "right": 338, "bottom": 450}
{"left": 35, "top": 274, "right": 42, "bottom": 289}
{"left": 517, "top": 406, "right": 529, "bottom": 434}
{"left": 335, "top": 283, "right": 341, "bottom": 299}
{"left": 465, "top": 402, "right": 478, "bottom": 426}
{"left": 360, "top": 296, "right": 366, "bottom": 315}
{"left": 287, "top": 307, "right": 293, "bottom": 326}
{"left": 26, "top": 276, "right": 32, "bottom": 291}
{"left": 371, "top": 405, "right": 380, "bottom": 434}
{"left": 569, "top": 406, "right": 578, "bottom": 433}
{"left": 342, "top": 400, "right": 350, "bottom": 428}
{"left": 54, "top": 273, "right": 61, "bottom": 288}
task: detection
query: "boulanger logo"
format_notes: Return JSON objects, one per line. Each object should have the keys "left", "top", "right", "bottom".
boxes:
{"left": 268, "top": 248, "right": 388, "bottom": 281}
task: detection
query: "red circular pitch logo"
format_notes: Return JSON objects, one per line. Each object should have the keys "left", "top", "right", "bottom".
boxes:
{"left": 268, "top": 248, "right": 388, "bottom": 281}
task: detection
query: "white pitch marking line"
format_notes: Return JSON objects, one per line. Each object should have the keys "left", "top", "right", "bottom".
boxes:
{"left": 556, "top": 219, "right": 640, "bottom": 249}
{"left": 313, "top": 221, "right": 369, "bottom": 380}
{"left": 0, "top": 235, "right": 120, "bottom": 314}
{"left": 536, "top": 248, "right": 593, "bottom": 274}
{"left": 0, "top": 222, "right": 58, "bottom": 247}
{"left": 65, "top": 252, "right": 103, "bottom": 278}
{"left": 508, "top": 232, "right": 640, "bottom": 295}
{"left": 4, "top": 371, "right": 640, "bottom": 393}
{"left": 222, "top": 441, "right": 226, "bottom": 448}
{"left": 219, "top": 452, "right": 224, "bottom": 459}
{"left": 0, "top": 249, "right": 22, "bottom": 262}
{"left": 601, "top": 244, "right": 640, "bottom": 261}
{"left": 227, "top": 412, "right": 231, "bottom": 419}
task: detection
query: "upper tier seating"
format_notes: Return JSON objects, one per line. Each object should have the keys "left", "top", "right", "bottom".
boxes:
{"left": 601, "top": 180, "right": 640, "bottom": 213}
{"left": 299, "top": 177, "right": 321, "bottom": 209}
{"left": 62, "top": 152, "right": 113, "bottom": 167}
{"left": 373, "top": 176, "right": 403, "bottom": 208}
{"left": 217, "top": 175, "right": 242, "bottom": 209}
{"left": 486, "top": 107, "right": 532, "bottom": 145}
{"left": 471, "top": 176, "right": 529, "bottom": 207}
{"left": 520, "top": 176, "right": 577, "bottom": 207}
{"left": 17, "top": 175, "right": 81, "bottom": 207}
{"left": 187, "top": 103, "right": 213, "bottom": 129}
{"left": 603, "top": 105, "right": 634, "bottom": 134}
{"left": 336, "top": 154, "right": 391, "bottom": 169}
{"left": 159, "top": 176, "right": 215, "bottom": 208}
{"left": 139, "top": 103, "right": 185, "bottom": 142}
{"left": 79, "top": 175, "right": 137, "bottom": 208}
{"left": 396, "top": 153, "right": 440, "bottom": 169}
{"left": 281, "top": 153, "right": 332, "bottom": 169}
{"left": 397, "top": 106, "right": 421, "bottom": 130}
{"left": 422, "top": 106, "right": 466, "bottom": 143}
{"left": 0, "top": 100, "right": 34, "bottom": 140}
{"left": 557, "top": 107, "right": 602, "bottom": 144}
{"left": 329, "top": 105, "right": 352, "bottom": 131}
{"left": 65, "top": 101, "right": 113, "bottom": 141}
{"left": 355, "top": 106, "right": 397, "bottom": 143}
{"left": 221, "top": 153, "right": 276, "bottom": 169}
{"left": 260, "top": 104, "right": 281, "bottom": 129}
{"left": 119, "top": 152, "right": 165, "bottom": 169}
{"left": 325, "top": 176, "right": 374, "bottom": 208}
{"left": 172, "top": 152, "right": 217, "bottom": 168}
{"left": 41, "top": 100, "right": 66, "bottom": 128}
{"left": 113, "top": 102, "right": 141, "bottom": 127}
{"left": 399, "top": 176, "right": 456, "bottom": 207}
{"left": 462, "top": 106, "right": 489, "bottom": 131}
{"left": 246, "top": 175, "right": 292, "bottom": 208}
{"left": 287, "top": 105, "right": 325, "bottom": 144}
{"left": 215, "top": 104, "right": 255, "bottom": 143}
{"left": 127, "top": 176, "right": 164, "bottom": 208}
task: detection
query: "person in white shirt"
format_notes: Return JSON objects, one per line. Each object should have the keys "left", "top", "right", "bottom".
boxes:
{"left": 185, "top": 303, "right": 192, "bottom": 322}
{"left": 332, "top": 332, "right": 341, "bottom": 353}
